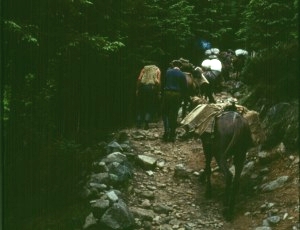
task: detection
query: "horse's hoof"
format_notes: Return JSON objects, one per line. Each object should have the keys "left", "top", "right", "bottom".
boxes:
{"left": 179, "top": 132, "right": 192, "bottom": 140}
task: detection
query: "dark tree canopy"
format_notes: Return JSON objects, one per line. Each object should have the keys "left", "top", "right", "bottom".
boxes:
{"left": 1, "top": 0, "right": 298, "bottom": 228}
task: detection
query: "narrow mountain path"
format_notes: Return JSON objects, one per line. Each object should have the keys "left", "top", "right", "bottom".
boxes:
{"left": 121, "top": 89, "right": 299, "bottom": 230}
{"left": 122, "top": 91, "right": 254, "bottom": 229}
{"left": 126, "top": 122, "right": 227, "bottom": 229}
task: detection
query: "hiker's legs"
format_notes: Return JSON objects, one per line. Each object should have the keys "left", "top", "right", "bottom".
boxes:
{"left": 136, "top": 85, "right": 152, "bottom": 129}
{"left": 136, "top": 92, "right": 143, "bottom": 128}
{"left": 142, "top": 85, "right": 156, "bottom": 129}
{"left": 168, "top": 94, "right": 181, "bottom": 141}
{"left": 162, "top": 114, "right": 170, "bottom": 140}
{"left": 161, "top": 93, "right": 171, "bottom": 140}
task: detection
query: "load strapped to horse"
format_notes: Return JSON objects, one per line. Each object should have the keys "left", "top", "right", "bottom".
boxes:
{"left": 232, "top": 49, "right": 249, "bottom": 79}
{"left": 200, "top": 48, "right": 224, "bottom": 103}
{"left": 181, "top": 99, "right": 265, "bottom": 146}
{"left": 169, "top": 58, "right": 209, "bottom": 118}
{"left": 218, "top": 49, "right": 235, "bottom": 81}
{"left": 180, "top": 99, "right": 265, "bottom": 221}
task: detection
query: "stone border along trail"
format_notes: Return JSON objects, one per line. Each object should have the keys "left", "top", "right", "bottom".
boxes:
{"left": 124, "top": 92, "right": 236, "bottom": 229}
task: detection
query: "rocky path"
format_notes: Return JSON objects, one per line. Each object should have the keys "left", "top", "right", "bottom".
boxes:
{"left": 81, "top": 88, "right": 298, "bottom": 230}
{"left": 121, "top": 91, "right": 299, "bottom": 230}
{"left": 126, "top": 122, "right": 226, "bottom": 229}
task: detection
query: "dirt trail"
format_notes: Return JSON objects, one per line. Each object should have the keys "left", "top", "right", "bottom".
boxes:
{"left": 123, "top": 92, "right": 299, "bottom": 230}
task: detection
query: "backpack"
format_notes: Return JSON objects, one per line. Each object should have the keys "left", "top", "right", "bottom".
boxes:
{"left": 179, "top": 58, "right": 194, "bottom": 72}
{"left": 140, "top": 65, "right": 159, "bottom": 85}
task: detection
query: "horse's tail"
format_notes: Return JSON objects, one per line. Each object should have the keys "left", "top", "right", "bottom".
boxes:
{"left": 222, "top": 112, "right": 252, "bottom": 157}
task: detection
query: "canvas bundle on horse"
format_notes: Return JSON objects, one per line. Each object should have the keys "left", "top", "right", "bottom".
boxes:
{"left": 178, "top": 58, "right": 194, "bottom": 72}
{"left": 170, "top": 58, "right": 207, "bottom": 118}
{"left": 200, "top": 58, "right": 223, "bottom": 103}
{"left": 180, "top": 102, "right": 265, "bottom": 221}
{"left": 219, "top": 51, "right": 235, "bottom": 81}
{"left": 235, "top": 49, "right": 248, "bottom": 56}
{"left": 181, "top": 69, "right": 208, "bottom": 118}
{"left": 181, "top": 102, "right": 265, "bottom": 147}
{"left": 232, "top": 49, "right": 249, "bottom": 79}
{"left": 205, "top": 48, "right": 220, "bottom": 56}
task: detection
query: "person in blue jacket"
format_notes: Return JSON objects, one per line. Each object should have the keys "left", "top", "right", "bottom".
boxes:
{"left": 161, "top": 60, "right": 187, "bottom": 142}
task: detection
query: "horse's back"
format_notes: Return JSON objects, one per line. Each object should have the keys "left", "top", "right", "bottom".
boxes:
{"left": 184, "top": 72, "right": 202, "bottom": 96}
{"left": 215, "top": 111, "right": 253, "bottom": 152}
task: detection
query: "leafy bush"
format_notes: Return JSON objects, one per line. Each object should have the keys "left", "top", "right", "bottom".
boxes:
{"left": 241, "top": 42, "right": 299, "bottom": 102}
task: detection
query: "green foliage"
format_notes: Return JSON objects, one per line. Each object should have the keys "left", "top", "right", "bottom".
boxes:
{"left": 4, "top": 20, "right": 22, "bottom": 32}
{"left": 67, "top": 33, "right": 125, "bottom": 53}
{"left": 21, "top": 34, "right": 39, "bottom": 45}
{"left": 3, "top": 0, "right": 299, "bottom": 227}
{"left": 103, "top": 41, "right": 125, "bottom": 52}
{"left": 80, "top": 0, "right": 94, "bottom": 5}
{"left": 125, "top": 0, "right": 195, "bottom": 61}
{"left": 3, "top": 86, "right": 11, "bottom": 122}
{"left": 160, "top": 0, "right": 194, "bottom": 43}
{"left": 4, "top": 20, "right": 39, "bottom": 46}
{"left": 241, "top": 42, "right": 299, "bottom": 103}
{"left": 55, "top": 138, "right": 81, "bottom": 155}
{"left": 237, "top": 0, "right": 298, "bottom": 50}
{"left": 190, "top": 0, "right": 247, "bottom": 49}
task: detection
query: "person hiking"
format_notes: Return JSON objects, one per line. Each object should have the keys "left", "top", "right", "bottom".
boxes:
{"left": 200, "top": 53, "right": 223, "bottom": 103}
{"left": 136, "top": 65, "right": 161, "bottom": 129}
{"left": 161, "top": 60, "right": 187, "bottom": 142}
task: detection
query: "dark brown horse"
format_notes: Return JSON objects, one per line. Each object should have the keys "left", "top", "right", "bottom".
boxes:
{"left": 232, "top": 55, "right": 247, "bottom": 79}
{"left": 219, "top": 51, "right": 234, "bottom": 81}
{"left": 181, "top": 66, "right": 222, "bottom": 118}
{"left": 200, "top": 68, "right": 224, "bottom": 104}
{"left": 199, "top": 110, "right": 253, "bottom": 221}
{"left": 181, "top": 69, "right": 205, "bottom": 118}
{"left": 173, "top": 58, "right": 217, "bottom": 118}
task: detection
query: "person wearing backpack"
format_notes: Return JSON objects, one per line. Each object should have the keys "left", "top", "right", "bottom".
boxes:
{"left": 161, "top": 60, "right": 187, "bottom": 142}
{"left": 200, "top": 53, "right": 223, "bottom": 103}
{"left": 136, "top": 65, "right": 161, "bottom": 129}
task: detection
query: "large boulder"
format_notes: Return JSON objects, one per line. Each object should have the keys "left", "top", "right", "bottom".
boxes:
{"left": 100, "top": 200, "right": 135, "bottom": 229}
{"left": 262, "top": 102, "right": 298, "bottom": 150}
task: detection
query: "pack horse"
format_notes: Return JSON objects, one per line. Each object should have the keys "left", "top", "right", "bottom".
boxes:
{"left": 170, "top": 58, "right": 206, "bottom": 118}
{"left": 199, "top": 110, "right": 253, "bottom": 221}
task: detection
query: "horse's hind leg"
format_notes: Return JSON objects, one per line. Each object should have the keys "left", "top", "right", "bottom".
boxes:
{"left": 216, "top": 156, "right": 234, "bottom": 220}
{"left": 181, "top": 100, "right": 186, "bottom": 119}
{"left": 204, "top": 151, "right": 213, "bottom": 198}
{"left": 227, "top": 150, "right": 247, "bottom": 220}
{"left": 206, "top": 86, "right": 216, "bottom": 103}
{"left": 200, "top": 135, "right": 213, "bottom": 198}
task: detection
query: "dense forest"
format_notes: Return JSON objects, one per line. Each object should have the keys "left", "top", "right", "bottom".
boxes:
{"left": 1, "top": 0, "right": 298, "bottom": 229}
